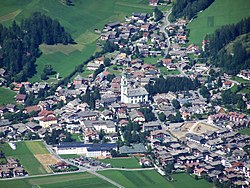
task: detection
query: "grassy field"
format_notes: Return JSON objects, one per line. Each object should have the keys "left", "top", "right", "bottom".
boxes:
{"left": 0, "top": 0, "right": 154, "bottom": 82}
{"left": 231, "top": 76, "right": 250, "bottom": 84}
{"left": 0, "top": 87, "right": 16, "bottom": 105}
{"left": 0, "top": 141, "right": 48, "bottom": 175}
{"left": 239, "top": 128, "right": 250, "bottom": 136}
{"left": 187, "top": 0, "right": 250, "bottom": 45}
{"left": 59, "top": 154, "right": 81, "bottom": 159}
{"left": 99, "top": 170, "right": 212, "bottom": 188}
{"left": 100, "top": 157, "right": 141, "bottom": 168}
{"left": 0, "top": 172, "right": 115, "bottom": 188}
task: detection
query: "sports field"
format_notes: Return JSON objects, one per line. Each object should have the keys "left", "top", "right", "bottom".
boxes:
{"left": 0, "top": 87, "right": 16, "bottom": 105}
{"left": 100, "top": 157, "right": 141, "bottom": 168}
{"left": 99, "top": 170, "right": 212, "bottom": 188}
{"left": 0, "top": 141, "right": 51, "bottom": 175}
{"left": 0, "top": 0, "right": 154, "bottom": 82}
{"left": 187, "top": 0, "right": 250, "bottom": 45}
{"left": 0, "top": 172, "right": 115, "bottom": 188}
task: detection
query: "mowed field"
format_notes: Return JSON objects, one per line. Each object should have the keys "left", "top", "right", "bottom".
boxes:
{"left": 0, "top": 172, "right": 115, "bottom": 188}
{"left": 99, "top": 170, "right": 212, "bottom": 188}
{"left": 0, "top": 141, "right": 54, "bottom": 175}
{"left": 0, "top": 87, "right": 16, "bottom": 105}
{"left": 239, "top": 128, "right": 250, "bottom": 136}
{"left": 187, "top": 0, "right": 250, "bottom": 45}
{"left": 100, "top": 157, "right": 141, "bottom": 168}
{"left": 0, "top": 0, "right": 154, "bottom": 82}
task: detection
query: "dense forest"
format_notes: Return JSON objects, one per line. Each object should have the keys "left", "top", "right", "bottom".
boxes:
{"left": 207, "top": 17, "right": 250, "bottom": 75}
{"left": 145, "top": 76, "right": 199, "bottom": 95}
{"left": 171, "top": 0, "right": 214, "bottom": 21}
{"left": 0, "top": 12, "right": 74, "bottom": 83}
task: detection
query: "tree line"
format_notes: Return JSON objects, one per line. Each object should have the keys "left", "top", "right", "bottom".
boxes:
{"left": 145, "top": 76, "right": 199, "bottom": 95}
{"left": 171, "top": 0, "right": 214, "bottom": 21}
{"left": 207, "top": 17, "right": 250, "bottom": 75}
{"left": 0, "top": 12, "right": 74, "bottom": 83}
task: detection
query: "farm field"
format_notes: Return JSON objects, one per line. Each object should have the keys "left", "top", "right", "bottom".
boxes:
{"left": 239, "top": 128, "right": 250, "bottom": 136}
{"left": 59, "top": 154, "right": 81, "bottom": 159}
{"left": 0, "top": 87, "right": 16, "bottom": 105}
{"left": 187, "top": 0, "right": 250, "bottom": 45}
{"left": 0, "top": 141, "right": 51, "bottom": 175}
{"left": 0, "top": 0, "right": 154, "bottom": 82}
{"left": 100, "top": 157, "right": 141, "bottom": 168}
{"left": 99, "top": 170, "right": 212, "bottom": 188}
{"left": 0, "top": 172, "right": 115, "bottom": 188}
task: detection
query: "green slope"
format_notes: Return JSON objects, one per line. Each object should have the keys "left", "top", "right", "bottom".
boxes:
{"left": 187, "top": 0, "right": 250, "bottom": 46}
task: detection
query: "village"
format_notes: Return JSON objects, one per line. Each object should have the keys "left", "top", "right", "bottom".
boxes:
{"left": 0, "top": 1, "right": 250, "bottom": 187}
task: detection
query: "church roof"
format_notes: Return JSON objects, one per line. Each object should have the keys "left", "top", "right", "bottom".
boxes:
{"left": 127, "top": 87, "right": 148, "bottom": 97}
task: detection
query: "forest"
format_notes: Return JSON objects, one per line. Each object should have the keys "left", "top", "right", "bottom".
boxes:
{"left": 171, "top": 0, "right": 214, "bottom": 21}
{"left": 145, "top": 76, "right": 199, "bottom": 95}
{"left": 0, "top": 12, "right": 74, "bottom": 83}
{"left": 207, "top": 17, "right": 250, "bottom": 75}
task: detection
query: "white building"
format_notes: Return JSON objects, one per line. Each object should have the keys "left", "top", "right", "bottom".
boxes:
{"left": 121, "top": 71, "right": 149, "bottom": 104}
{"left": 55, "top": 142, "right": 117, "bottom": 157}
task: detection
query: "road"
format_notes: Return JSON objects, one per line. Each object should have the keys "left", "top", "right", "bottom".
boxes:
{"left": 160, "top": 8, "right": 172, "bottom": 56}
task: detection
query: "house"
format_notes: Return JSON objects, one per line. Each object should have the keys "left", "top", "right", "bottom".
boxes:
{"left": 129, "top": 110, "right": 145, "bottom": 123}
{"left": 143, "top": 121, "right": 161, "bottom": 132}
{"left": 24, "top": 105, "right": 41, "bottom": 114}
{"left": 223, "top": 81, "right": 233, "bottom": 89}
{"left": 15, "top": 94, "right": 27, "bottom": 103}
{"left": 73, "top": 75, "right": 84, "bottom": 85}
{"left": 82, "top": 120, "right": 116, "bottom": 133}
{"left": 149, "top": 0, "right": 159, "bottom": 6}
{"left": 119, "top": 143, "right": 147, "bottom": 154}
{"left": 39, "top": 116, "right": 57, "bottom": 128}
{"left": 186, "top": 133, "right": 206, "bottom": 144}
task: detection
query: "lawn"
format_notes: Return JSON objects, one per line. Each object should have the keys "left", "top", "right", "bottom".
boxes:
{"left": 143, "top": 57, "right": 160, "bottom": 65}
{"left": 71, "top": 133, "right": 81, "bottom": 142}
{"left": 0, "top": 141, "right": 48, "bottom": 175}
{"left": 0, "top": 0, "right": 154, "bottom": 82}
{"left": 100, "top": 157, "right": 141, "bottom": 168}
{"left": 159, "top": 67, "right": 180, "bottom": 76}
{"left": 231, "top": 76, "right": 250, "bottom": 84}
{"left": 239, "top": 128, "right": 250, "bottom": 136}
{"left": 0, "top": 172, "right": 115, "bottom": 188}
{"left": 59, "top": 154, "right": 81, "bottom": 159}
{"left": 99, "top": 170, "right": 213, "bottom": 188}
{"left": 0, "top": 87, "right": 16, "bottom": 105}
{"left": 187, "top": 0, "right": 250, "bottom": 45}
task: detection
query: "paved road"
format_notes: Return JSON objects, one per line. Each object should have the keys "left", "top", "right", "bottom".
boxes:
{"left": 160, "top": 8, "right": 172, "bottom": 56}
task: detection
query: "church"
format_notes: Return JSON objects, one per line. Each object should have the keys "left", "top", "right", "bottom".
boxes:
{"left": 121, "top": 71, "right": 149, "bottom": 104}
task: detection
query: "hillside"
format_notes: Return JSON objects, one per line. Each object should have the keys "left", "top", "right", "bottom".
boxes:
{"left": 0, "top": 0, "right": 153, "bottom": 82}
{"left": 187, "top": 0, "right": 250, "bottom": 46}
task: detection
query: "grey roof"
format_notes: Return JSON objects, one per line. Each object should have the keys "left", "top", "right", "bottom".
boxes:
{"left": 83, "top": 120, "right": 115, "bottom": 128}
{"left": 127, "top": 87, "right": 148, "bottom": 97}
{"left": 57, "top": 142, "right": 117, "bottom": 151}
{"left": 119, "top": 143, "right": 147, "bottom": 154}
{"left": 74, "top": 74, "right": 83, "bottom": 81}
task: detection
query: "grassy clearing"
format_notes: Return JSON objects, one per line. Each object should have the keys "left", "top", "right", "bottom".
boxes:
{"left": 239, "top": 128, "right": 250, "bottom": 136}
{"left": 0, "top": 141, "right": 48, "bottom": 175}
{"left": 99, "top": 171, "right": 212, "bottom": 188}
{"left": 159, "top": 67, "right": 180, "bottom": 75}
{"left": 71, "top": 134, "right": 81, "bottom": 142}
{"left": 187, "top": 0, "right": 250, "bottom": 45}
{"left": 59, "top": 154, "right": 81, "bottom": 159}
{"left": 0, "top": 0, "right": 154, "bottom": 82}
{"left": 0, "top": 87, "right": 16, "bottom": 105}
{"left": 25, "top": 141, "right": 49, "bottom": 155}
{"left": 99, "top": 170, "right": 172, "bottom": 188}
{"left": 143, "top": 57, "right": 160, "bottom": 65}
{"left": 0, "top": 172, "right": 115, "bottom": 188}
{"left": 100, "top": 157, "right": 141, "bottom": 168}
{"left": 231, "top": 76, "right": 250, "bottom": 84}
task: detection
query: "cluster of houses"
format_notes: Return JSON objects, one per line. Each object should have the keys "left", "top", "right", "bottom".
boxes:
{"left": 0, "top": 4, "right": 249, "bottom": 186}
{"left": 0, "top": 157, "right": 27, "bottom": 178}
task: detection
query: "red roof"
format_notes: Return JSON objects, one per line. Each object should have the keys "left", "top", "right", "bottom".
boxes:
{"left": 16, "top": 94, "right": 27, "bottom": 100}
{"left": 38, "top": 110, "right": 54, "bottom": 117}
{"left": 25, "top": 105, "right": 41, "bottom": 113}
{"left": 40, "top": 116, "right": 57, "bottom": 122}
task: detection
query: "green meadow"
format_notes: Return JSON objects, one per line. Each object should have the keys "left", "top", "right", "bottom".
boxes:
{"left": 0, "top": 0, "right": 154, "bottom": 82}
{"left": 100, "top": 157, "right": 141, "bottom": 169}
{"left": 187, "top": 0, "right": 250, "bottom": 45}
{"left": 0, "top": 141, "right": 48, "bottom": 175}
{"left": 0, "top": 172, "right": 115, "bottom": 188}
{"left": 99, "top": 170, "right": 213, "bottom": 188}
{"left": 0, "top": 87, "right": 16, "bottom": 105}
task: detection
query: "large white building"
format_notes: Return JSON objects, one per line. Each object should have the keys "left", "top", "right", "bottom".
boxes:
{"left": 121, "top": 71, "right": 149, "bottom": 104}
{"left": 55, "top": 142, "right": 117, "bottom": 157}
